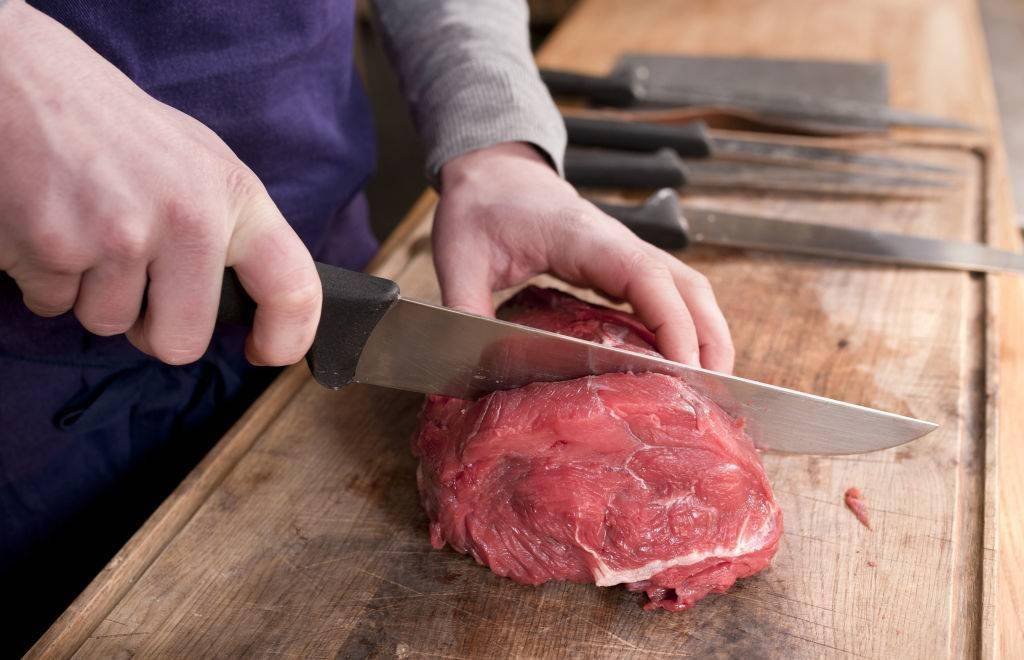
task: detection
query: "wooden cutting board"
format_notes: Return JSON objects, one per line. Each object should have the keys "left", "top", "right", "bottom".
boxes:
{"left": 32, "top": 0, "right": 1022, "bottom": 657}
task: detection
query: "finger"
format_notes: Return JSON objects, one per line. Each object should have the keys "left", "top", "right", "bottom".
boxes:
{"left": 227, "top": 194, "right": 320, "bottom": 366}
{"left": 572, "top": 237, "right": 701, "bottom": 365}
{"left": 75, "top": 262, "right": 148, "bottom": 336}
{"left": 13, "top": 268, "right": 82, "bottom": 318}
{"left": 127, "top": 209, "right": 224, "bottom": 365}
{"left": 659, "top": 251, "right": 735, "bottom": 373}
{"left": 433, "top": 233, "right": 496, "bottom": 317}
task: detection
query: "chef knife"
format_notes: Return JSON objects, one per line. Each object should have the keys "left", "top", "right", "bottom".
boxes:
{"left": 541, "top": 68, "right": 974, "bottom": 131}
{"left": 563, "top": 115, "right": 956, "bottom": 176}
{"left": 217, "top": 263, "right": 936, "bottom": 455}
{"left": 591, "top": 188, "right": 1024, "bottom": 274}
{"left": 565, "top": 146, "right": 951, "bottom": 197}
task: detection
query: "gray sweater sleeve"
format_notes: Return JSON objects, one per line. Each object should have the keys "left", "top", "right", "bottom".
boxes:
{"left": 371, "top": 0, "right": 566, "bottom": 183}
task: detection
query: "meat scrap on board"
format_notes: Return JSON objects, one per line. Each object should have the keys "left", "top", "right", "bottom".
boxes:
{"left": 844, "top": 487, "right": 873, "bottom": 530}
{"left": 412, "top": 287, "right": 783, "bottom": 611}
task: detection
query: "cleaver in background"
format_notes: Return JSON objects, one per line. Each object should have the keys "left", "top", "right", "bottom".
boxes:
{"left": 615, "top": 53, "right": 890, "bottom": 133}
{"left": 613, "top": 54, "right": 891, "bottom": 107}
{"left": 544, "top": 54, "right": 971, "bottom": 133}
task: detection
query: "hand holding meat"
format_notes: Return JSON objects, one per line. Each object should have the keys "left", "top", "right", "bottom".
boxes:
{"left": 434, "top": 142, "right": 735, "bottom": 372}
{"left": 0, "top": 1, "right": 320, "bottom": 366}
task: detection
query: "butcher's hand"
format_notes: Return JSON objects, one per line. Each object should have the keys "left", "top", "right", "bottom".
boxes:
{"left": 0, "top": 1, "right": 320, "bottom": 366}
{"left": 434, "top": 143, "right": 735, "bottom": 373}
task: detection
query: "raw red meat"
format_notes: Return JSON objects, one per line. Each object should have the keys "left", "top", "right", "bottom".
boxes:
{"left": 412, "top": 287, "right": 782, "bottom": 611}
{"left": 844, "top": 487, "right": 872, "bottom": 530}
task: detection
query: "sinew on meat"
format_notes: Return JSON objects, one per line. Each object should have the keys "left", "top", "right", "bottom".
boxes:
{"left": 412, "top": 287, "right": 783, "bottom": 611}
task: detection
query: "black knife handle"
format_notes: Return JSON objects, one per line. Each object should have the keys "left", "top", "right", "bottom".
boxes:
{"left": 218, "top": 263, "right": 400, "bottom": 389}
{"left": 565, "top": 147, "right": 688, "bottom": 189}
{"left": 564, "top": 116, "right": 714, "bottom": 158}
{"left": 540, "top": 68, "right": 639, "bottom": 107}
{"left": 590, "top": 189, "right": 690, "bottom": 250}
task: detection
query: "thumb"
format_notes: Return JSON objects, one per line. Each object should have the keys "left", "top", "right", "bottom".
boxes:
{"left": 227, "top": 190, "right": 321, "bottom": 366}
{"left": 434, "top": 243, "right": 496, "bottom": 318}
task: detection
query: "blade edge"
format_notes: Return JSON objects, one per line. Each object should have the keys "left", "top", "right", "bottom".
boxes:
{"left": 354, "top": 298, "right": 937, "bottom": 454}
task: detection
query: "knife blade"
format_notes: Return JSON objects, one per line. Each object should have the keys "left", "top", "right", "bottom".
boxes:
{"left": 565, "top": 146, "right": 952, "bottom": 198}
{"left": 563, "top": 115, "right": 957, "bottom": 176}
{"left": 217, "top": 263, "right": 937, "bottom": 454}
{"left": 592, "top": 188, "right": 1024, "bottom": 274}
{"left": 542, "top": 68, "right": 974, "bottom": 131}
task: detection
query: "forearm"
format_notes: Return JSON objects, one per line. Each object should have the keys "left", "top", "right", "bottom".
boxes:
{"left": 371, "top": 0, "right": 566, "bottom": 183}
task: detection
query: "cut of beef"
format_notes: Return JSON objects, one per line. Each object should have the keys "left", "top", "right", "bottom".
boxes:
{"left": 412, "top": 286, "right": 782, "bottom": 611}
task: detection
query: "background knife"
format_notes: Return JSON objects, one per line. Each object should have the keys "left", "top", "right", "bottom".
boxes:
{"left": 217, "top": 263, "right": 936, "bottom": 454}
{"left": 592, "top": 188, "right": 1024, "bottom": 274}
{"left": 563, "top": 115, "right": 956, "bottom": 176}
{"left": 565, "top": 146, "right": 951, "bottom": 197}
{"left": 542, "top": 68, "right": 974, "bottom": 131}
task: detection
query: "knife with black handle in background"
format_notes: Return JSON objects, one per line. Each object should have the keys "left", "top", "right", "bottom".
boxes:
{"left": 563, "top": 115, "right": 955, "bottom": 175}
{"left": 564, "top": 145, "right": 950, "bottom": 197}
{"left": 591, "top": 188, "right": 1024, "bottom": 274}
{"left": 214, "top": 261, "right": 935, "bottom": 454}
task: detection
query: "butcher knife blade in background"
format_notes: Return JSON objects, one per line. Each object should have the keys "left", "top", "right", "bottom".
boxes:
{"left": 591, "top": 188, "right": 1024, "bottom": 274}
{"left": 217, "top": 264, "right": 937, "bottom": 455}
{"left": 541, "top": 68, "right": 974, "bottom": 132}
{"left": 565, "top": 146, "right": 952, "bottom": 198}
{"left": 563, "top": 115, "right": 956, "bottom": 176}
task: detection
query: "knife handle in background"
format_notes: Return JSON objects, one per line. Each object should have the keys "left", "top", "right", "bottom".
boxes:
{"left": 540, "top": 68, "right": 639, "bottom": 107}
{"left": 565, "top": 146, "right": 687, "bottom": 189}
{"left": 218, "top": 263, "right": 400, "bottom": 389}
{"left": 589, "top": 189, "right": 690, "bottom": 251}
{"left": 564, "top": 116, "right": 714, "bottom": 158}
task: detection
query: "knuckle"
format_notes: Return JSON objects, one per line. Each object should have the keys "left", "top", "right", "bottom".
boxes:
{"left": 687, "top": 270, "right": 712, "bottom": 290}
{"left": 102, "top": 224, "right": 149, "bottom": 262}
{"left": 25, "top": 295, "right": 74, "bottom": 318}
{"left": 224, "top": 164, "right": 264, "bottom": 202}
{"left": 28, "top": 227, "right": 87, "bottom": 272}
{"left": 163, "top": 199, "right": 214, "bottom": 241}
{"left": 277, "top": 276, "right": 322, "bottom": 316}
{"left": 557, "top": 206, "right": 603, "bottom": 235}
{"left": 622, "top": 249, "right": 668, "bottom": 279}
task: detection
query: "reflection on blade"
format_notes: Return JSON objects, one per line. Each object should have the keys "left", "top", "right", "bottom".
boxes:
{"left": 711, "top": 136, "right": 958, "bottom": 175}
{"left": 642, "top": 81, "right": 974, "bottom": 130}
{"left": 354, "top": 298, "right": 937, "bottom": 454}
{"left": 682, "top": 208, "right": 1024, "bottom": 274}
{"left": 683, "top": 160, "right": 951, "bottom": 197}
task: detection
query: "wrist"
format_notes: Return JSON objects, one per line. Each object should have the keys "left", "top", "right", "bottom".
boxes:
{"left": 0, "top": 2, "right": 60, "bottom": 93}
{"left": 439, "top": 142, "right": 551, "bottom": 191}
{"left": 0, "top": 1, "right": 30, "bottom": 42}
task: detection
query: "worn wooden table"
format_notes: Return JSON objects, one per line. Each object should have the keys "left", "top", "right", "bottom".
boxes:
{"left": 32, "top": 0, "right": 1022, "bottom": 657}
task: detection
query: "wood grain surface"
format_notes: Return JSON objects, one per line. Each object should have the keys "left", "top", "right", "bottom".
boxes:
{"left": 32, "top": 0, "right": 1021, "bottom": 657}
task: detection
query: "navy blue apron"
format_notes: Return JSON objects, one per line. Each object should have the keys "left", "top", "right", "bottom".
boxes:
{"left": 1, "top": 3, "right": 378, "bottom": 650}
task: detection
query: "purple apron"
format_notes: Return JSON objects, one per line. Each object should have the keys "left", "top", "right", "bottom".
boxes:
{"left": 1, "top": 2, "right": 379, "bottom": 650}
